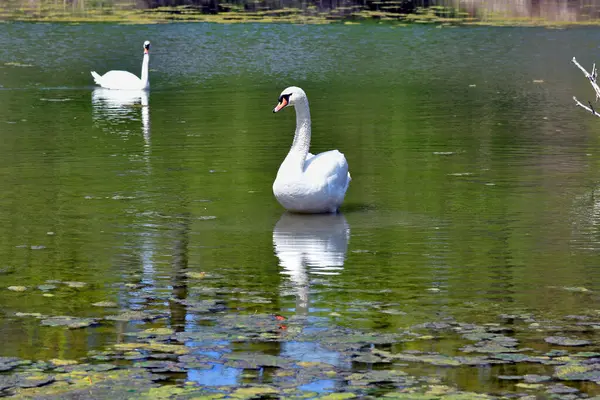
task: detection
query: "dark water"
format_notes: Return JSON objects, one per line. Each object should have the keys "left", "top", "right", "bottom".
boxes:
{"left": 2, "top": 22, "right": 600, "bottom": 395}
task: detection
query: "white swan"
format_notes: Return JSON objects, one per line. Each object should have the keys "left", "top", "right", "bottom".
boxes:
{"left": 272, "top": 86, "right": 351, "bottom": 214}
{"left": 91, "top": 41, "right": 150, "bottom": 90}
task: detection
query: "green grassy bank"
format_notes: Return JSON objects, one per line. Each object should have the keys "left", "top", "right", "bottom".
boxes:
{"left": 2, "top": 1, "right": 600, "bottom": 27}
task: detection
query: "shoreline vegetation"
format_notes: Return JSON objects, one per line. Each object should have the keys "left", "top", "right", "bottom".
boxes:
{"left": 3, "top": 0, "right": 600, "bottom": 26}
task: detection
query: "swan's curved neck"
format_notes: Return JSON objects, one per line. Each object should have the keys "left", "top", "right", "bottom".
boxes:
{"left": 141, "top": 53, "right": 149, "bottom": 87}
{"left": 284, "top": 97, "right": 311, "bottom": 170}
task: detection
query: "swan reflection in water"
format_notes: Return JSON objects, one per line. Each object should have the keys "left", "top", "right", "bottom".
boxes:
{"left": 273, "top": 213, "right": 350, "bottom": 315}
{"left": 91, "top": 88, "right": 150, "bottom": 148}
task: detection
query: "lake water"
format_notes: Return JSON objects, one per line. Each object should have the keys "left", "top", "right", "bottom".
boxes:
{"left": 2, "top": 21, "right": 600, "bottom": 397}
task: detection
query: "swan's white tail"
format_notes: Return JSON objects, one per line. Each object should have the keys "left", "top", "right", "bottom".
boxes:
{"left": 90, "top": 71, "right": 102, "bottom": 84}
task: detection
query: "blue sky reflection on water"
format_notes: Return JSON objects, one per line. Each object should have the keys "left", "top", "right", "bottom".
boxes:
{"left": 187, "top": 364, "right": 241, "bottom": 386}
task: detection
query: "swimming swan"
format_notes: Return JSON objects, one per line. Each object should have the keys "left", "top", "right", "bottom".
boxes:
{"left": 91, "top": 41, "right": 150, "bottom": 90}
{"left": 272, "top": 86, "right": 351, "bottom": 213}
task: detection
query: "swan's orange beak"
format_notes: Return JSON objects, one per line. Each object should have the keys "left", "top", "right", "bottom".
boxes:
{"left": 273, "top": 97, "right": 288, "bottom": 113}
{"left": 144, "top": 48, "right": 149, "bottom": 54}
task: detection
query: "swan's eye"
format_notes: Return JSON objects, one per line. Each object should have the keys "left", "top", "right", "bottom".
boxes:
{"left": 273, "top": 93, "right": 292, "bottom": 113}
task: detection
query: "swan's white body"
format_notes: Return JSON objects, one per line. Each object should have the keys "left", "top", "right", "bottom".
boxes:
{"left": 91, "top": 41, "right": 150, "bottom": 90}
{"left": 272, "top": 87, "right": 351, "bottom": 214}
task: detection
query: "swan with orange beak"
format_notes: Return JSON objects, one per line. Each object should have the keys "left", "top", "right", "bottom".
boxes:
{"left": 91, "top": 41, "right": 151, "bottom": 90}
{"left": 272, "top": 86, "right": 351, "bottom": 214}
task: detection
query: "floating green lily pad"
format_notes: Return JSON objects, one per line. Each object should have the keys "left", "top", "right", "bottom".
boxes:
{"left": 49, "top": 359, "right": 78, "bottom": 367}
{"left": 497, "top": 375, "right": 522, "bottom": 380}
{"left": 547, "top": 383, "right": 579, "bottom": 394}
{"left": 92, "top": 301, "right": 118, "bottom": 308}
{"left": 8, "top": 286, "right": 27, "bottom": 292}
{"left": 545, "top": 336, "right": 591, "bottom": 346}
{"left": 64, "top": 281, "right": 87, "bottom": 288}
{"left": 347, "top": 370, "right": 409, "bottom": 386}
{"left": 113, "top": 341, "right": 189, "bottom": 355}
{"left": 523, "top": 374, "right": 551, "bottom": 383}
{"left": 15, "top": 372, "right": 55, "bottom": 388}
{"left": 40, "top": 316, "right": 97, "bottom": 329}
{"left": 554, "top": 363, "right": 600, "bottom": 381}
{"left": 0, "top": 357, "right": 29, "bottom": 372}
{"left": 185, "top": 271, "right": 207, "bottom": 279}
{"left": 105, "top": 311, "right": 155, "bottom": 322}
{"left": 230, "top": 385, "right": 279, "bottom": 398}
{"left": 15, "top": 312, "right": 44, "bottom": 318}
{"left": 461, "top": 343, "right": 525, "bottom": 354}
{"left": 319, "top": 393, "right": 356, "bottom": 399}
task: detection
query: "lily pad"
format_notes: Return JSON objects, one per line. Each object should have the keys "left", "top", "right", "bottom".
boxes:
{"left": 460, "top": 343, "right": 524, "bottom": 354}
{"left": 497, "top": 375, "right": 522, "bottom": 380}
{"left": 15, "top": 312, "right": 44, "bottom": 318}
{"left": 49, "top": 359, "right": 78, "bottom": 367}
{"left": 133, "top": 360, "right": 186, "bottom": 373}
{"left": 185, "top": 271, "right": 207, "bottom": 279}
{"left": 0, "top": 357, "right": 28, "bottom": 372}
{"left": 64, "top": 281, "right": 87, "bottom": 288}
{"left": 113, "top": 342, "right": 189, "bottom": 355}
{"left": 547, "top": 383, "right": 579, "bottom": 394}
{"left": 40, "top": 316, "right": 97, "bottom": 329}
{"left": 392, "top": 353, "right": 461, "bottom": 366}
{"left": 133, "top": 327, "right": 175, "bottom": 338}
{"left": 523, "top": 374, "right": 551, "bottom": 383}
{"left": 105, "top": 310, "right": 155, "bottom": 322}
{"left": 15, "top": 373, "right": 55, "bottom": 388}
{"left": 230, "top": 385, "right": 278, "bottom": 398}
{"left": 351, "top": 352, "right": 391, "bottom": 364}
{"left": 545, "top": 336, "right": 591, "bottom": 346}
{"left": 319, "top": 394, "right": 356, "bottom": 400}
{"left": 347, "top": 370, "right": 409, "bottom": 386}
{"left": 554, "top": 363, "right": 600, "bottom": 381}
{"left": 8, "top": 286, "right": 27, "bottom": 292}
{"left": 92, "top": 301, "right": 118, "bottom": 308}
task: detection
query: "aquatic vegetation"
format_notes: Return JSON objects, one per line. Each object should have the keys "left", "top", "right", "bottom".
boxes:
{"left": 545, "top": 336, "right": 592, "bottom": 346}
{"left": 4, "top": 270, "right": 600, "bottom": 397}
{"left": 40, "top": 315, "right": 98, "bottom": 329}
{"left": 2, "top": 2, "right": 600, "bottom": 26}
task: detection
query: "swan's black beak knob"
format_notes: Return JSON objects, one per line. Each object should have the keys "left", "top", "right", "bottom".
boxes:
{"left": 273, "top": 95, "right": 289, "bottom": 113}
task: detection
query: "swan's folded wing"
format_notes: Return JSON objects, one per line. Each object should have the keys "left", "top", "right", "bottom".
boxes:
{"left": 96, "top": 70, "right": 142, "bottom": 89}
{"left": 304, "top": 150, "right": 350, "bottom": 192}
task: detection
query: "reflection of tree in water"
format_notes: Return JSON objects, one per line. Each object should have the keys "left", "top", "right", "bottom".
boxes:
{"left": 169, "top": 213, "right": 191, "bottom": 333}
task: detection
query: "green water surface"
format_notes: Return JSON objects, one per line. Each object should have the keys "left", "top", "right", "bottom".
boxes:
{"left": 2, "top": 22, "right": 600, "bottom": 396}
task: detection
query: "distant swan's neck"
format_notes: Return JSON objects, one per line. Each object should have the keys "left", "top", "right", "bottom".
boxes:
{"left": 141, "top": 53, "right": 149, "bottom": 87}
{"left": 284, "top": 98, "right": 311, "bottom": 171}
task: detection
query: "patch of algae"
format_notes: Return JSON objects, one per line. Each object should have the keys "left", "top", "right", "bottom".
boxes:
{"left": 230, "top": 385, "right": 279, "bottom": 398}
{"left": 112, "top": 341, "right": 189, "bottom": 355}
{"left": 14, "top": 368, "right": 159, "bottom": 398}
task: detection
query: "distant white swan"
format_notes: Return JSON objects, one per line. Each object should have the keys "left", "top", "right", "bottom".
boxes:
{"left": 91, "top": 41, "right": 150, "bottom": 90}
{"left": 272, "top": 86, "right": 351, "bottom": 213}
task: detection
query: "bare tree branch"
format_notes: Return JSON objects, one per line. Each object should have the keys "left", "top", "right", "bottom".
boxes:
{"left": 573, "top": 57, "right": 600, "bottom": 100}
{"left": 573, "top": 96, "right": 600, "bottom": 118}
